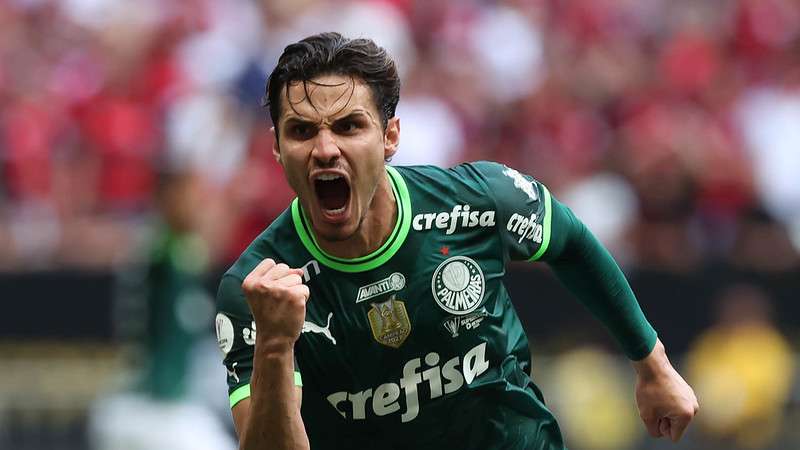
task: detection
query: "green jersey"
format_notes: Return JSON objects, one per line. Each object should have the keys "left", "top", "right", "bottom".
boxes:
{"left": 216, "top": 161, "right": 655, "bottom": 449}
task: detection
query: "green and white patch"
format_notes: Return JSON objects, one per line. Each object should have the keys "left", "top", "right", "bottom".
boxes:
{"left": 431, "top": 256, "right": 485, "bottom": 315}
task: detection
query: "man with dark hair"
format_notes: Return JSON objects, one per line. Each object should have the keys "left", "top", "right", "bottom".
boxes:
{"left": 216, "top": 32, "right": 698, "bottom": 450}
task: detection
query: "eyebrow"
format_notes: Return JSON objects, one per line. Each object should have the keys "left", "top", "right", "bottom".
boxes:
{"left": 282, "top": 110, "right": 371, "bottom": 127}
{"left": 333, "top": 111, "right": 370, "bottom": 122}
{"left": 282, "top": 117, "right": 316, "bottom": 126}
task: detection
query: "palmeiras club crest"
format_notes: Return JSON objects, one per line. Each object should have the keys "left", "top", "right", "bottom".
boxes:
{"left": 367, "top": 295, "right": 411, "bottom": 348}
{"left": 431, "top": 256, "right": 485, "bottom": 315}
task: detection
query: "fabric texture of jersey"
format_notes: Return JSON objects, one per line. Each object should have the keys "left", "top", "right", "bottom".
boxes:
{"left": 216, "top": 161, "right": 653, "bottom": 450}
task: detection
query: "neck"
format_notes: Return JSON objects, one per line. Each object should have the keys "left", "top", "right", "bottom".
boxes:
{"left": 316, "top": 173, "right": 397, "bottom": 259}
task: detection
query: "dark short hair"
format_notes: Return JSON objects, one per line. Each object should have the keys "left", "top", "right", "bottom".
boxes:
{"left": 265, "top": 32, "right": 400, "bottom": 134}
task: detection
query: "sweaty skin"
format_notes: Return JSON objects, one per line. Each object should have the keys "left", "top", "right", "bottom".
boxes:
{"left": 272, "top": 74, "right": 400, "bottom": 258}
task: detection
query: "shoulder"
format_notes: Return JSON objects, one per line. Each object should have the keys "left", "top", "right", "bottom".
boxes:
{"left": 392, "top": 161, "right": 510, "bottom": 202}
{"left": 393, "top": 161, "right": 505, "bottom": 186}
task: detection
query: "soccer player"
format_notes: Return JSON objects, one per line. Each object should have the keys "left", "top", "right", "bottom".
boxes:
{"left": 215, "top": 32, "right": 698, "bottom": 450}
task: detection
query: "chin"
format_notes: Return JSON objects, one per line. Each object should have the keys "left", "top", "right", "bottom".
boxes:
{"left": 310, "top": 216, "right": 356, "bottom": 240}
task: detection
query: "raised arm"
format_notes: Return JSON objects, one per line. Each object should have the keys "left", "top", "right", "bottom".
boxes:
{"left": 234, "top": 259, "right": 310, "bottom": 450}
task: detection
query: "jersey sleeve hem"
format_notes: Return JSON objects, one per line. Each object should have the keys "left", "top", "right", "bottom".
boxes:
{"left": 228, "top": 372, "right": 304, "bottom": 409}
{"left": 527, "top": 184, "right": 553, "bottom": 261}
{"left": 628, "top": 329, "right": 659, "bottom": 361}
{"left": 229, "top": 384, "right": 250, "bottom": 408}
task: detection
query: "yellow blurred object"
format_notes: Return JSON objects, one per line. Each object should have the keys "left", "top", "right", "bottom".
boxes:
{"left": 687, "top": 323, "right": 794, "bottom": 448}
{"left": 547, "top": 347, "right": 641, "bottom": 450}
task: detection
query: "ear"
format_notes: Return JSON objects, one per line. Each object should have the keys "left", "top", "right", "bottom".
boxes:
{"left": 383, "top": 117, "right": 400, "bottom": 160}
{"left": 271, "top": 127, "right": 281, "bottom": 164}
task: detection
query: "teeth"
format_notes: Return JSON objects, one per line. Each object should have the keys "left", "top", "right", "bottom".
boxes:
{"left": 317, "top": 174, "right": 342, "bottom": 181}
{"left": 324, "top": 206, "right": 346, "bottom": 214}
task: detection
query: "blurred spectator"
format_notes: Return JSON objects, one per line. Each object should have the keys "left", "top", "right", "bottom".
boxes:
{"left": 728, "top": 207, "right": 800, "bottom": 272}
{"left": 543, "top": 347, "right": 642, "bottom": 450}
{"left": 737, "top": 84, "right": 800, "bottom": 253}
{"left": 0, "top": 0, "right": 798, "bottom": 272}
{"left": 687, "top": 284, "right": 795, "bottom": 449}
{"left": 0, "top": 1, "right": 800, "bottom": 449}
{"left": 88, "top": 170, "right": 233, "bottom": 450}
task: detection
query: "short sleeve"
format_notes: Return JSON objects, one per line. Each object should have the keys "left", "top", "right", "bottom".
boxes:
{"left": 215, "top": 274, "right": 302, "bottom": 409}
{"left": 469, "top": 161, "right": 553, "bottom": 262}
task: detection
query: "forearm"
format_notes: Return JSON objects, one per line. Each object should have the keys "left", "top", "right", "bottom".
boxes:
{"left": 546, "top": 203, "right": 656, "bottom": 360}
{"left": 241, "top": 342, "right": 308, "bottom": 450}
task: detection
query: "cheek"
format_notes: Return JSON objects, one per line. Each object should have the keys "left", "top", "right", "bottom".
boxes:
{"left": 353, "top": 145, "right": 387, "bottom": 196}
{"left": 279, "top": 149, "right": 310, "bottom": 189}
{"left": 353, "top": 139, "right": 385, "bottom": 174}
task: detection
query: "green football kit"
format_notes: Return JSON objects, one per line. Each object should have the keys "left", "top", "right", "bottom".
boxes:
{"left": 216, "top": 161, "right": 657, "bottom": 450}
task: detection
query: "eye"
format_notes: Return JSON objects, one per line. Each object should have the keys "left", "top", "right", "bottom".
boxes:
{"left": 289, "top": 123, "right": 315, "bottom": 140}
{"left": 333, "top": 120, "right": 360, "bottom": 134}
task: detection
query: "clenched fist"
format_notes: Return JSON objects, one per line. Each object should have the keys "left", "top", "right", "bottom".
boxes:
{"left": 242, "top": 258, "right": 310, "bottom": 353}
{"left": 633, "top": 339, "right": 699, "bottom": 442}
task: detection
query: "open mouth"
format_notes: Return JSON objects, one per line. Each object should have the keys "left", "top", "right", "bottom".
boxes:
{"left": 314, "top": 174, "right": 351, "bottom": 216}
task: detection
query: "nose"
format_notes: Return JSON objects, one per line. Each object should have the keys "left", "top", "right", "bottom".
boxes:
{"left": 312, "top": 129, "right": 341, "bottom": 166}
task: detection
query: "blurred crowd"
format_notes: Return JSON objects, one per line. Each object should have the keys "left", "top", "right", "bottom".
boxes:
{"left": 1, "top": 2, "right": 800, "bottom": 449}
{"left": 1, "top": 0, "right": 799, "bottom": 273}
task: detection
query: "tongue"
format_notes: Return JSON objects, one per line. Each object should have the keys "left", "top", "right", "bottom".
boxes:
{"left": 316, "top": 178, "right": 350, "bottom": 211}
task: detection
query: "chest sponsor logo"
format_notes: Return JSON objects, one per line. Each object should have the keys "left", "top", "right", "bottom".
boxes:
{"left": 507, "top": 212, "right": 544, "bottom": 244}
{"left": 215, "top": 313, "right": 235, "bottom": 354}
{"left": 302, "top": 312, "right": 336, "bottom": 345}
{"left": 356, "top": 272, "right": 406, "bottom": 303}
{"left": 431, "top": 256, "right": 485, "bottom": 315}
{"left": 503, "top": 167, "right": 538, "bottom": 201}
{"left": 441, "top": 309, "right": 489, "bottom": 338}
{"left": 412, "top": 205, "right": 495, "bottom": 235}
{"left": 367, "top": 296, "right": 411, "bottom": 348}
{"left": 327, "top": 342, "right": 490, "bottom": 423}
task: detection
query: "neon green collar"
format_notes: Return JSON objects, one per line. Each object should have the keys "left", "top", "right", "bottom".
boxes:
{"left": 291, "top": 166, "right": 411, "bottom": 273}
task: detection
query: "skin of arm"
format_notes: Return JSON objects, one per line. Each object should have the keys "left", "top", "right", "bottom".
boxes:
{"left": 234, "top": 259, "right": 311, "bottom": 450}
{"left": 232, "top": 369, "right": 305, "bottom": 450}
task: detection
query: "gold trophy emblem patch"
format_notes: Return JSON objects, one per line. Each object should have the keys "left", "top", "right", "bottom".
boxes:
{"left": 368, "top": 295, "right": 411, "bottom": 348}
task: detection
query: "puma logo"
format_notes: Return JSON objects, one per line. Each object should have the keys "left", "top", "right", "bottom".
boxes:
{"left": 227, "top": 362, "right": 240, "bottom": 383}
{"left": 302, "top": 312, "right": 336, "bottom": 345}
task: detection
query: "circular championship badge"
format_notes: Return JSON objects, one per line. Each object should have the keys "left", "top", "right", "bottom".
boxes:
{"left": 215, "top": 313, "right": 235, "bottom": 354}
{"left": 431, "top": 256, "right": 485, "bottom": 315}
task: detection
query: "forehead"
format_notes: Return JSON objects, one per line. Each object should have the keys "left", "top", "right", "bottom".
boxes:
{"left": 280, "top": 73, "right": 377, "bottom": 123}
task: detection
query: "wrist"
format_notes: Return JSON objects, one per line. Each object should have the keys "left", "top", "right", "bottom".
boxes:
{"left": 632, "top": 339, "right": 671, "bottom": 381}
{"left": 255, "top": 336, "right": 296, "bottom": 356}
